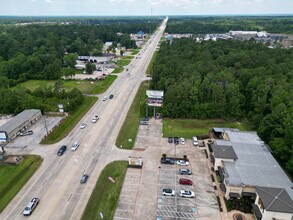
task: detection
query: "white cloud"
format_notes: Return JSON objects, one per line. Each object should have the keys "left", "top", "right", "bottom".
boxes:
{"left": 148, "top": 0, "right": 200, "bottom": 6}
{"left": 110, "top": 0, "right": 137, "bottom": 3}
{"left": 45, "top": 0, "right": 53, "bottom": 3}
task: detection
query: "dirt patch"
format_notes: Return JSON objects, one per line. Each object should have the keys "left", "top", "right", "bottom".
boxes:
{"left": 2, "top": 155, "right": 24, "bottom": 165}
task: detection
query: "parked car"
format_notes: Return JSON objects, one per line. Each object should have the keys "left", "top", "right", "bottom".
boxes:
{"left": 19, "top": 130, "right": 33, "bottom": 136}
{"left": 177, "top": 160, "right": 189, "bottom": 166}
{"left": 80, "top": 123, "right": 86, "bottom": 129}
{"left": 174, "top": 137, "right": 179, "bottom": 145}
{"left": 80, "top": 174, "right": 89, "bottom": 183}
{"left": 71, "top": 142, "right": 80, "bottom": 151}
{"left": 109, "top": 94, "right": 114, "bottom": 99}
{"left": 57, "top": 145, "right": 67, "bottom": 156}
{"left": 179, "top": 168, "right": 192, "bottom": 175}
{"left": 103, "top": 96, "right": 107, "bottom": 101}
{"left": 180, "top": 138, "right": 185, "bottom": 145}
{"left": 192, "top": 136, "right": 199, "bottom": 146}
{"left": 168, "top": 137, "right": 173, "bottom": 143}
{"left": 23, "top": 198, "right": 39, "bottom": 216}
{"left": 179, "top": 178, "right": 193, "bottom": 185}
{"left": 161, "top": 157, "right": 175, "bottom": 164}
{"left": 162, "top": 189, "right": 175, "bottom": 196}
{"left": 179, "top": 190, "right": 195, "bottom": 198}
{"left": 92, "top": 115, "right": 99, "bottom": 123}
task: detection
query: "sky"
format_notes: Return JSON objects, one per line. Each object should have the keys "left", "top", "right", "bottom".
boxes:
{"left": 0, "top": 0, "right": 292, "bottom": 16}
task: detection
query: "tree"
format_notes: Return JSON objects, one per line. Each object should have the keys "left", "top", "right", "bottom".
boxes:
{"left": 63, "top": 53, "right": 78, "bottom": 68}
{"left": 85, "top": 62, "right": 96, "bottom": 74}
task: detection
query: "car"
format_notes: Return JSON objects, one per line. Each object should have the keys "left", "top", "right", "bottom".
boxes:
{"left": 179, "top": 178, "right": 193, "bottom": 185}
{"left": 162, "top": 189, "right": 175, "bottom": 196}
{"left": 80, "top": 174, "right": 89, "bottom": 183}
{"left": 23, "top": 198, "right": 39, "bottom": 216}
{"left": 92, "top": 115, "right": 99, "bottom": 123}
{"left": 168, "top": 137, "right": 173, "bottom": 143}
{"left": 179, "top": 190, "right": 195, "bottom": 198}
{"left": 80, "top": 123, "right": 86, "bottom": 129}
{"left": 19, "top": 130, "right": 33, "bottom": 136}
{"left": 71, "top": 142, "right": 80, "bottom": 151}
{"left": 192, "top": 136, "right": 199, "bottom": 146}
{"left": 174, "top": 137, "right": 179, "bottom": 145}
{"left": 179, "top": 168, "right": 192, "bottom": 175}
{"left": 57, "top": 145, "right": 67, "bottom": 156}
{"left": 177, "top": 160, "right": 189, "bottom": 166}
{"left": 109, "top": 94, "right": 114, "bottom": 99}
{"left": 161, "top": 157, "right": 175, "bottom": 164}
{"left": 180, "top": 138, "right": 185, "bottom": 145}
{"left": 103, "top": 96, "right": 107, "bottom": 101}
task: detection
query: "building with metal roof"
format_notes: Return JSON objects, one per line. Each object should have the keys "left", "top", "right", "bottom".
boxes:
{"left": 0, "top": 109, "right": 42, "bottom": 142}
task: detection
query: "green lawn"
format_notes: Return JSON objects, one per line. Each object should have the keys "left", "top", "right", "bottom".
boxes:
{"left": 116, "top": 81, "right": 148, "bottom": 149}
{"left": 121, "top": 56, "right": 134, "bottom": 59}
{"left": 0, "top": 155, "right": 43, "bottom": 213}
{"left": 111, "top": 67, "right": 124, "bottom": 74}
{"left": 40, "top": 96, "right": 97, "bottom": 144}
{"left": 146, "top": 51, "right": 157, "bottom": 76}
{"left": 14, "top": 76, "right": 117, "bottom": 94}
{"left": 117, "top": 59, "right": 131, "bottom": 66}
{"left": 163, "top": 119, "right": 252, "bottom": 139}
{"left": 131, "top": 49, "right": 140, "bottom": 55}
{"left": 81, "top": 161, "right": 128, "bottom": 220}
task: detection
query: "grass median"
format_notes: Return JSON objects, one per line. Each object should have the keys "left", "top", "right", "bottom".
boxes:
{"left": 117, "top": 59, "right": 131, "bottom": 66}
{"left": 115, "top": 81, "right": 148, "bottom": 149}
{"left": 163, "top": 118, "right": 252, "bottom": 138}
{"left": 0, "top": 155, "right": 43, "bottom": 213}
{"left": 146, "top": 51, "right": 157, "bottom": 76}
{"left": 81, "top": 161, "right": 128, "bottom": 220}
{"left": 111, "top": 67, "right": 124, "bottom": 74}
{"left": 40, "top": 96, "right": 97, "bottom": 144}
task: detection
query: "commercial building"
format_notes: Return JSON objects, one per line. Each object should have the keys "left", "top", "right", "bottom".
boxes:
{"left": 0, "top": 109, "right": 42, "bottom": 142}
{"left": 210, "top": 129, "right": 293, "bottom": 220}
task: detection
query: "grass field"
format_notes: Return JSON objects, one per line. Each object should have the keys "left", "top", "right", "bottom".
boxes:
{"left": 146, "top": 51, "right": 157, "bottom": 76}
{"left": 117, "top": 59, "right": 131, "bottom": 66}
{"left": 81, "top": 161, "right": 128, "bottom": 220}
{"left": 14, "top": 76, "right": 117, "bottom": 94}
{"left": 131, "top": 49, "right": 140, "bottom": 55}
{"left": 111, "top": 67, "right": 124, "bottom": 74}
{"left": 121, "top": 56, "right": 134, "bottom": 59}
{"left": 40, "top": 96, "right": 97, "bottom": 144}
{"left": 163, "top": 118, "right": 252, "bottom": 138}
{"left": 0, "top": 155, "right": 43, "bottom": 213}
{"left": 116, "top": 81, "right": 149, "bottom": 149}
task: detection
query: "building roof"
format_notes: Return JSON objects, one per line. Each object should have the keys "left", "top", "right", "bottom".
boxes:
{"left": 255, "top": 186, "right": 293, "bottom": 213}
{"left": 0, "top": 109, "right": 41, "bottom": 134}
{"left": 211, "top": 144, "right": 238, "bottom": 159}
{"left": 212, "top": 127, "right": 239, "bottom": 133}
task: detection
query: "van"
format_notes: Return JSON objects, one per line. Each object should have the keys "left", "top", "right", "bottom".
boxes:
{"left": 192, "top": 136, "right": 199, "bottom": 147}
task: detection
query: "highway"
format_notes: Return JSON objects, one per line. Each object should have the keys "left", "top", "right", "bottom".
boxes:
{"left": 1, "top": 18, "right": 167, "bottom": 220}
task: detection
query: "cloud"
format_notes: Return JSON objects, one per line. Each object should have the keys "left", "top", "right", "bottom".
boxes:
{"left": 148, "top": 0, "right": 200, "bottom": 6}
{"left": 45, "top": 0, "right": 53, "bottom": 3}
{"left": 110, "top": 0, "right": 137, "bottom": 3}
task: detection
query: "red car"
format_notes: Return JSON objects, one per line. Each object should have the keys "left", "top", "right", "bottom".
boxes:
{"left": 179, "top": 178, "right": 193, "bottom": 185}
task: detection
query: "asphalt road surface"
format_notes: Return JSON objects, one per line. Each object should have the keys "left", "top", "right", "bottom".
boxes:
{"left": 1, "top": 18, "right": 168, "bottom": 220}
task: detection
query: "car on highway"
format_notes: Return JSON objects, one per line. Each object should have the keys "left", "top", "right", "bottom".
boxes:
{"left": 103, "top": 96, "right": 107, "bottom": 101}
{"left": 179, "top": 190, "right": 195, "bottom": 198}
{"left": 162, "top": 189, "right": 175, "bottom": 196}
{"left": 57, "top": 145, "right": 67, "bottom": 156}
{"left": 179, "top": 168, "right": 192, "bottom": 175}
{"left": 92, "top": 115, "right": 99, "bottom": 123}
{"left": 80, "top": 123, "right": 86, "bottom": 129}
{"left": 179, "top": 178, "right": 193, "bottom": 185}
{"left": 174, "top": 137, "right": 179, "bottom": 145}
{"left": 161, "top": 157, "right": 175, "bottom": 164}
{"left": 177, "top": 160, "right": 189, "bottom": 166}
{"left": 180, "top": 138, "right": 185, "bottom": 145}
{"left": 71, "top": 142, "right": 80, "bottom": 151}
{"left": 23, "top": 198, "right": 39, "bottom": 216}
{"left": 168, "top": 137, "right": 173, "bottom": 143}
{"left": 80, "top": 174, "right": 89, "bottom": 183}
{"left": 109, "top": 94, "right": 114, "bottom": 99}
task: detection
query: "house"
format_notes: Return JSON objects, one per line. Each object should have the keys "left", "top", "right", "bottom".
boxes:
{"left": 210, "top": 130, "right": 293, "bottom": 220}
{"left": 103, "top": 42, "right": 113, "bottom": 51}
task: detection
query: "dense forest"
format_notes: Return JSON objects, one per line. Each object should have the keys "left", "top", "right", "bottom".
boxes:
{"left": 165, "top": 16, "right": 293, "bottom": 34}
{"left": 151, "top": 39, "right": 293, "bottom": 176}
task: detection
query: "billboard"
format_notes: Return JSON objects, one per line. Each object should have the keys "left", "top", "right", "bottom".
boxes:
{"left": 146, "top": 90, "right": 164, "bottom": 107}
{"left": 0, "top": 132, "right": 8, "bottom": 143}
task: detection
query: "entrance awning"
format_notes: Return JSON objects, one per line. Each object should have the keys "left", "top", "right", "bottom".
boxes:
{"left": 229, "top": 192, "right": 240, "bottom": 198}
{"left": 242, "top": 192, "right": 256, "bottom": 198}
{"left": 252, "top": 204, "right": 262, "bottom": 220}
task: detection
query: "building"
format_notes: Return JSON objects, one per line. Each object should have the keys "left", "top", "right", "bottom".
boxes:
{"left": 210, "top": 129, "right": 293, "bottom": 220}
{"left": 0, "top": 109, "right": 42, "bottom": 142}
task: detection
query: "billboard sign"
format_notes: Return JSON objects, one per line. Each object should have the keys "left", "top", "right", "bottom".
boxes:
{"left": 146, "top": 90, "right": 164, "bottom": 107}
{"left": 0, "top": 132, "right": 8, "bottom": 143}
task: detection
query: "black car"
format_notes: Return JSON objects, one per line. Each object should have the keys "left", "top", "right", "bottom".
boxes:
{"left": 109, "top": 94, "right": 114, "bottom": 99}
{"left": 174, "top": 137, "right": 179, "bottom": 145}
{"left": 57, "top": 145, "right": 67, "bottom": 156}
{"left": 168, "top": 137, "right": 173, "bottom": 143}
{"left": 80, "top": 174, "right": 89, "bottom": 183}
{"left": 161, "top": 157, "right": 175, "bottom": 164}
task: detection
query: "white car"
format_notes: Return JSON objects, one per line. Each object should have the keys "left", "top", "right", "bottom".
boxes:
{"left": 180, "top": 138, "right": 185, "bottom": 145}
{"left": 71, "top": 142, "right": 80, "bottom": 151}
{"left": 92, "top": 115, "right": 99, "bottom": 123}
{"left": 163, "top": 189, "right": 175, "bottom": 196}
{"left": 23, "top": 198, "right": 39, "bottom": 216}
{"left": 179, "top": 190, "right": 195, "bottom": 198}
{"left": 177, "top": 160, "right": 189, "bottom": 166}
{"left": 103, "top": 96, "right": 107, "bottom": 101}
{"left": 80, "top": 123, "right": 86, "bottom": 129}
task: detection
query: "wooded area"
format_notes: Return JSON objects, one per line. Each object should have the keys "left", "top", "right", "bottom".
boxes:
{"left": 151, "top": 39, "right": 293, "bottom": 176}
